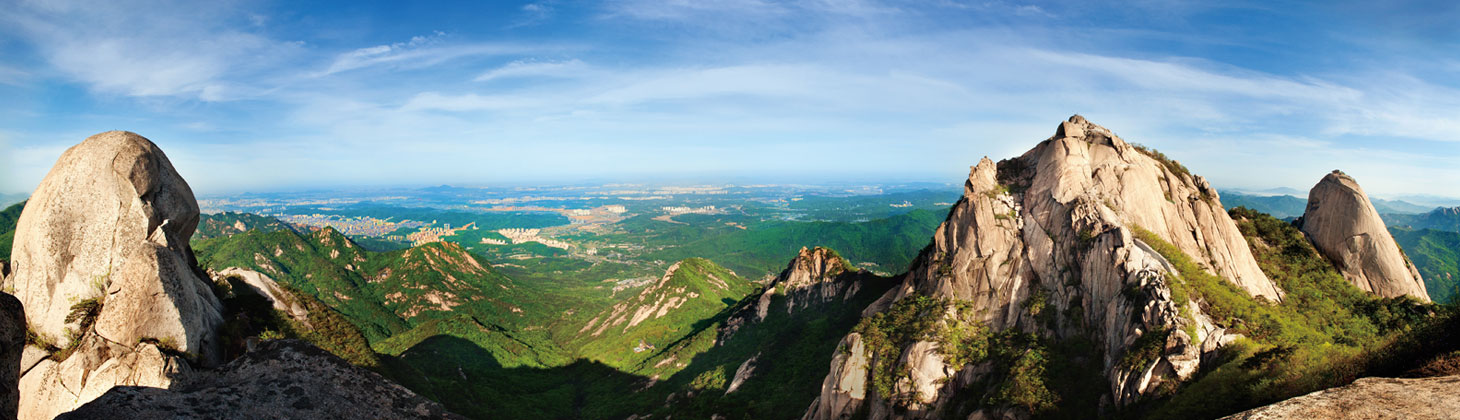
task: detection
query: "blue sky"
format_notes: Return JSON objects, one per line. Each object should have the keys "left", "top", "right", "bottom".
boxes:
{"left": 0, "top": 0, "right": 1457, "bottom": 197}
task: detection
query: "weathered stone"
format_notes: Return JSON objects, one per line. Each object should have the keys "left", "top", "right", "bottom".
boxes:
{"left": 216, "top": 267, "right": 310, "bottom": 325}
{"left": 58, "top": 340, "right": 465, "bottom": 420}
{"left": 804, "top": 333, "right": 872, "bottom": 420}
{"left": 5, "top": 131, "right": 225, "bottom": 419}
{"left": 1299, "top": 170, "right": 1429, "bottom": 301}
{"left": 721, "top": 247, "right": 873, "bottom": 342}
{"left": 1219, "top": 375, "right": 1460, "bottom": 419}
{"left": 18, "top": 337, "right": 188, "bottom": 420}
{"left": 5, "top": 131, "right": 222, "bottom": 358}
{"left": 725, "top": 352, "right": 760, "bottom": 395}
{"left": 0, "top": 292, "right": 24, "bottom": 419}
{"left": 807, "top": 116, "right": 1282, "bottom": 419}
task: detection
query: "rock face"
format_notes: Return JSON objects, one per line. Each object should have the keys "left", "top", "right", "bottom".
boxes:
{"left": 1218, "top": 375, "right": 1460, "bottom": 420}
{"left": 0, "top": 292, "right": 24, "bottom": 419}
{"left": 215, "top": 267, "right": 310, "bottom": 325}
{"left": 1299, "top": 170, "right": 1429, "bottom": 301}
{"left": 721, "top": 247, "right": 874, "bottom": 341}
{"left": 4, "top": 131, "right": 225, "bottom": 419}
{"left": 804, "top": 116, "right": 1283, "bottom": 419}
{"left": 6, "top": 131, "right": 221, "bottom": 357}
{"left": 58, "top": 339, "right": 464, "bottom": 420}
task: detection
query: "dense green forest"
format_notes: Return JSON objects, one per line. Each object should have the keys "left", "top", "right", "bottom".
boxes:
{"left": 1391, "top": 227, "right": 1460, "bottom": 304}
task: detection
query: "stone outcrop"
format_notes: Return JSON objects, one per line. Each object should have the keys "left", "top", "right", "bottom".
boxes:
{"left": 4, "top": 131, "right": 224, "bottom": 419}
{"left": 215, "top": 267, "right": 310, "bottom": 325}
{"left": 58, "top": 339, "right": 464, "bottom": 420}
{"left": 1299, "top": 170, "right": 1429, "bottom": 301}
{"left": 0, "top": 292, "right": 24, "bottom": 419}
{"left": 805, "top": 116, "right": 1283, "bottom": 419}
{"left": 6, "top": 131, "right": 221, "bottom": 357}
{"left": 721, "top": 247, "right": 875, "bottom": 342}
{"left": 1218, "top": 375, "right": 1460, "bottom": 420}
{"left": 4, "top": 131, "right": 460, "bottom": 420}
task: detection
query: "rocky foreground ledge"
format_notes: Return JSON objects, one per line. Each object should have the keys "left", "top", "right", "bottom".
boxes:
{"left": 59, "top": 340, "right": 464, "bottom": 420}
{"left": 1220, "top": 375, "right": 1460, "bottom": 420}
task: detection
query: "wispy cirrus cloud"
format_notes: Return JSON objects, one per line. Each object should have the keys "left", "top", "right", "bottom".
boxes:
{"left": 1, "top": 0, "right": 1458, "bottom": 197}
{"left": 0, "top": 0, "right": 299, "bottom": 100}
{"left": 475, "top": 59, "right": 588, "bottom": 82}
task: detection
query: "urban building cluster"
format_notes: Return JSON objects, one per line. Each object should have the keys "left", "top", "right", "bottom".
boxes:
{"left": 276, "top": 214, "right": 421, "bottom": 237}
{"left": 495, "top": 228, "right": 572, "bottom": 249}
{"left": 660, "top": 205, "right": 718, "bottom": 215}
{"left": 407, "top": 222, "right": 476, "bottom": 246}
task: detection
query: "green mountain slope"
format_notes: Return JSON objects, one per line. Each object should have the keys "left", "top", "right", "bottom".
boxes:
{"left": 1390, "top": 227, "right": 1460, "bottom": 304}
{"left": 630, "top": 207, "right": 947, "bottom": 278}
{"left": 1220, "top": 192, "right": 1307, "bottom": 219}
{"left": 388, "top": 248, "right": 898, "bottom": 420}
{"left": 193, "top": 211, "right": 295, "bottom": 241}
{"left": 0, "top": 200, "right": 25, "bottom": 261}
{"left": 195, "top": 228, "right": 408, "bottom": 342}
{"left": 628, "top": 247, "right": 899, "bottom": 419}
{"left": 1385, "top": 207, "right": 1460, "bottom": 233}
{"left": 574, "top": 258, "right": 756, "bottom": 369}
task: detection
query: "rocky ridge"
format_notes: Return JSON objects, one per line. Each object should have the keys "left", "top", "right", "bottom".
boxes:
{"left": 720, "top": 247, "right": 876, "bottom": 341}
{"left": 805, "top": 116, "right": 1283, "bottom": 419}
{"left": 1299, "top": 170, "right": 1430, "bottom": 301}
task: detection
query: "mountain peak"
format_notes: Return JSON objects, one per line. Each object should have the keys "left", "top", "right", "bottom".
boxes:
{"left": 808, "top": 116, "right": 1283, "bottom": 418}
{"left": 1301, "top": 170, "right": 1429, "bottom": 301}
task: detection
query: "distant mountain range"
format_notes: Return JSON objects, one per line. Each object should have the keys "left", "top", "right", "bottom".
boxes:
{"left": 1221, "top": 190, "right": 1439, "bottom": 219}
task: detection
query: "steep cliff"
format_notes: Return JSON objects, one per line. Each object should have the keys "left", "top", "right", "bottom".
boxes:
{"left": 1299, "top": 170, "right": 1430, "bottom": 301}
{"left": 805, "top": 116, "right": 1283, "bottom": 419}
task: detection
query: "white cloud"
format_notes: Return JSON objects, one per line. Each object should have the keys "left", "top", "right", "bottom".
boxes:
{"left": 474, "top": 59, "right": 587, "bottom": 82}
{"left": 0, "top": 0, "right": 299, "bottom": 100}
{"left": 401, "top": 92, "right": 548, "bottom": 112}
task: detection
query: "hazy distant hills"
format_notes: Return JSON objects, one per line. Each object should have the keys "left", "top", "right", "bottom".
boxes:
{"left": 1385, "top": 207, "right": 1460, "bottom": 233}
{"left": 193, "top": 211, "right": 296, "bottom": 241}
{"left": 1220, "top": 190, "right": 1436, "bottom": 219}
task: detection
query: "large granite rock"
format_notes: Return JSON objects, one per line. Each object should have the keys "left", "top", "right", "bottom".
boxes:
{"left": 6, "top": 131, "right": 222, "bottom": 356}
{"left": 0, "top": 292, "right": 24, "bottom": 419}
{"left": 1219, "top": 375, "right": 1460, "bottom": 419}
{"left": 805, "top": 116, "right": 1282, "bottom": 419}
{"left": 58, "top": 339, "right": 464, "bottom": 420}
{"left": 4, "top": 131, "right": 224, "bottom": 419}
{"left": 1299, "top": 170, "right": 1430, "bottom": 301}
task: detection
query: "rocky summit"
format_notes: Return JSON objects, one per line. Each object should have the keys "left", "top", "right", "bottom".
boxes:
{"left": 805, "top": 115, "right": 1283, "bottom": 419}
{"left": 1299, "top": 170, "right": 1430, "bottom": 302}
{"left": 1, "top": 131, "right": 459, "bottom": 419}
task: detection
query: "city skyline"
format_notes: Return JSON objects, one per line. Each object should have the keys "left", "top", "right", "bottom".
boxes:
{"left": 1, "top": 1, "right": 1457, "bottom": 197}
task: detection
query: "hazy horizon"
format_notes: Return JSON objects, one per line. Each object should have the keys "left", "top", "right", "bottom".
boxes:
{"left": 2, "top": 1, "right": 1458, "bottom": 197}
